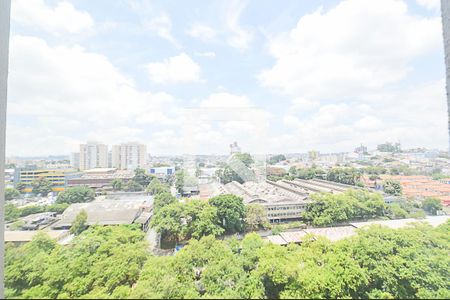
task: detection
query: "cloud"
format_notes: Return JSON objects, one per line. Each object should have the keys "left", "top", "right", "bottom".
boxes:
{"left": 195, "top": 51, "right": 216, "bottom": 58}
{"left": 143, "top": 12, "right": 180, "bottom": 47}
{"left": 12, "top": 0, "right": 94, "bottom": 35}
{"left": 147, "top": 53, "right": 202, "bottom": 84}
{"left": 259, "top": 0, "right": 441, "bottom": 99}
{"left": 416, "top": 0, "right": 440, "bottom": 10}
{"left": 224, "top": 0, "right": 253, "bottom": 50}
{"left": 186, "top": 24, "right": 216, "bottom": 41}
{"left": 7, "top": 35, "right": 179, "bottom": 156}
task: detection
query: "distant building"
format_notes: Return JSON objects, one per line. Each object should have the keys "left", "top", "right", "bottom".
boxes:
{"left": 79, "top": 142, "right": 108, "bottom": 171}
{"left": 4, "top": 168, "right": 17, "bottom": 188}
{"left": 230, "top": 141, "right": 241, "bottom": 155}
{"left": 354, "top": 144, "right": 367, "bottom": 154}
{"left": 112, "top": 143, "right": 147, "bottom": 170}
{"left": 69, "top": 152, "right": 80, "bottom": 169}
{"left": 149, "top": 166, "right": 175, "bottom": 179}
{"left": 67, "top": 168, "right": 134, "bottom": 189}
{"left": 308, "top": 150, "right": 319, "bottom": 161}
{"left": 18, "top": 169, "right": 82, "bottom": 193}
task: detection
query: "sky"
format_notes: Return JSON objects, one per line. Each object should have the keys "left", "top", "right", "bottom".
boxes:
{"left": 5, "top": 0, "right": 449, "bottom": 156}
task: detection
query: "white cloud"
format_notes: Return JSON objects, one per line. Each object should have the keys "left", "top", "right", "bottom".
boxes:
{"left": 186, "top": 24, "right": 216, "bottom": 41}
{"left": 259, "top": 0, "right": 441, "bottom": 99}
{"left": 12, "top": 0, "right": 94, "bottom": 35}
{"left": 7, "top": 35, "right": 179, "bottom": 156}
{"left": 143, "top": 13, "right": 180, "bottom": 47}
{"left": 224, "top": 0, "right": 253, "bottom": 50}
{"left": 416, "top": 0, "right": 440, "bottom": 10}
{"left": 147, "top": 53, "right": 202, "bottom": 84}
{"left": 195, "top": 51, "right": 216, "bottom": 58}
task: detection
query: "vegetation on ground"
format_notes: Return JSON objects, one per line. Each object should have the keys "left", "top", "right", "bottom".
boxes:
{"left": 5, "top": 221, "right": 450, "bottom": 299}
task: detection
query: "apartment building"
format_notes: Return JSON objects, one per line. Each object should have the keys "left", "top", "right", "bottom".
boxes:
{"left": 79, "top": 142, "right": 108, "bottom": 171}
{"left": 111, "top": 143, "right": 147, "bottom": 170}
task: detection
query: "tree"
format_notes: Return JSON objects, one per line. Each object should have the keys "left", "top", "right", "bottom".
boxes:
{"left": 56, "top": 186, "right": 95, "bottom": 204}
{"left": 153, "top": 192, "right": 177, "bottom": 212}
{"left": 70, "top": 210, "right": 88, "bottom": 235}
{"left": 31, "top": 177, "right": 53, "bottom": 196}
{"left": 15, "top": 182, "right": 26, "bottom": 193}
{"left": 5, "top": 203, "right": 20, "bottom": 222}
{"left": 183, "top": 200, "right": 224, "bottom": 239}
{"left": 151, "top": 202, "right": 184, "bottom": 243}
{"left": 422, "top": 197, "right": 443, "bottom": 215}
{"left": 124, "top": 180, "right": 144, "bottom": 192}
{"left": 268, "top": 154, "right": 286, "bottom": 165}
{"left": 244, "top": 204, "right": 270, "bottom": 231}
{"left": 133, "top": 168, "right": 155, "bottom": 187}
{"left": 209, "top": 194, "right": 246, "bottom": 233}
{"left": 303, "top": 190, "right": 387, "bottom": 226}
{"left": 382, "top": 179, "right": 402, "bottom": 196}
{"left": 5, "top": 188, "right": 20, "bottom": 200}
{"left": 146, "top": 179, "right": 169, "bottom": 195}
{"left": 111, "top": 179, "right": 124, "bottom": 191}
{"left": 175, "top": 170, "right": 185, "bottom": 194}
{"left": 327, "top": 167, "right": 361, "bottom": 185}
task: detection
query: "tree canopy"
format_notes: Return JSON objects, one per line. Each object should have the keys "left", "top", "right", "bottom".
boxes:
{"left": 383, "top": 179, "right": 403, "bottom": 196}
{"left": 31, "top": 177, "right": 53, "bottom": 196}
{"left": 209, "top": 194, "right": 246, "bottom": 234}
{"left": 56, "top": 186, "right": 95, "bottom": 204}
{"left": 422, "top": 197, "right": 443, "bottom": 215}
{"left": 5, "top": 188, "right": 20, "bottom": 200}
{"left": 6, "top": 221, "right": 449, "bottom": 299}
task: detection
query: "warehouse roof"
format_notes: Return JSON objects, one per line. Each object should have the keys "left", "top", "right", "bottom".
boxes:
{"left": 53, "top": 199, "right": 151, "bottom": 228}
{"left": 350, "top": 215, "right": 449, "bottom": 229}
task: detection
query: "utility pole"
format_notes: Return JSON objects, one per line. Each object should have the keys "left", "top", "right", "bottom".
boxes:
{"left": 442, "top": 0, "right": 450, "bottom": 153}
{"left": 0, "top": 0, "right": 11, "bottom": 298}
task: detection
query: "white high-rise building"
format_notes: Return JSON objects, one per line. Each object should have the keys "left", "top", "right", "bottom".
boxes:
{"left": 111, "top": 143, "right": 147, "bottom": 170}
{"left": 69, "top": 152, "right": 80, "bottom": 169}
{"left": 79, "top": 142, "right": 108, "bottom": 171}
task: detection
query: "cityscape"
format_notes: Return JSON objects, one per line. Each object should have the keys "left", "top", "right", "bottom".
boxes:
{"left": 2, "top": 0, "right": 450, "bottom": 299}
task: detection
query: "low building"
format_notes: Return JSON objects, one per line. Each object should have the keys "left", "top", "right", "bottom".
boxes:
{"left": 66, "top": 168, "right": 134, "bottom": 189}
{"left": 5, "top": 230, "right": 69, "bottom": 246}
{"left": 20, "top": 212, "right": 58, "bottom": 230}
{"left": 52, "top": 199, "right": 152, "bottom": 231}
{"left": 223, "top": 181, "right": 310, "bottom": 223}
{"left": 18, "top": 168, "right": 82, "bottom": 193}
{"left": 266, "top": 226, "right": 357, "bottom": 245}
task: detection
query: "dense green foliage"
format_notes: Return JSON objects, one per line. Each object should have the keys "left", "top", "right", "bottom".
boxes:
{"left": 151, "top": 200, "right": 224, "bottom": 242}
{"left": 303, "top": 190, "right": 388, "bottom": 226}
{"left": 289, "top": 166, "right": 326, "bottom": 180}
{"left": 382, "top": 179, "right": 403, "bottom": 196}
{"left": 209, "top": 194, "right": 246, "bottom": 233}
{"left": 31, "top": 177, "right": 53, "bottom": 196}
{"left": 377, "top": 142, "right": 401, "bottom": 152}
{"left": 153, "top": 192, "right": 177, "bottom": 212}
{"left": 5, "top": 225, "right": 148, "bottom": 299}
{"left": 5, "top": 188, "right": 20, "bottom": 200}
{"left": 422, "top": 197, "right": 443, "bottom": 215}
{"left": 6, "top": 222, "right": 449, "bottom": 298}
{"left": 111, "top": 179, "right": 124, "bottom": 191}
{"left": 70, "top": 210, "right": 88, "bottom": 235}
{"left": 133, "top": 168, "right": 155, "bottom": 187}
{"left": 244, "top": 204, "right": 270, "bottom": 231}
{"left": 267, "top": 154, "right": 286, "bottom": 165}
{"left": 124, "top": 180, "right": 144, "bottom": 192}
{"left": 56, "top": 186, "right": 95, "bottom": 204}
{"left": 326, "top": 167, "right": 362, "bottom": 186}
{"left": 147, "top": 179, "right": 169, "bottom": 195}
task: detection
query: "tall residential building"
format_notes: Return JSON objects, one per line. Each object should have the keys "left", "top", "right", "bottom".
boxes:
{"left": 69, "top": 152, "right": 80, "bottom": 169}
{"left": 79, "top": 142, "right": 108, "bottom": 171}
{"left": 111, "top": 143, "right": 147, "bottom": 170}
{"left": 442, "top": 0, "right": 450, "bottom": 150}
